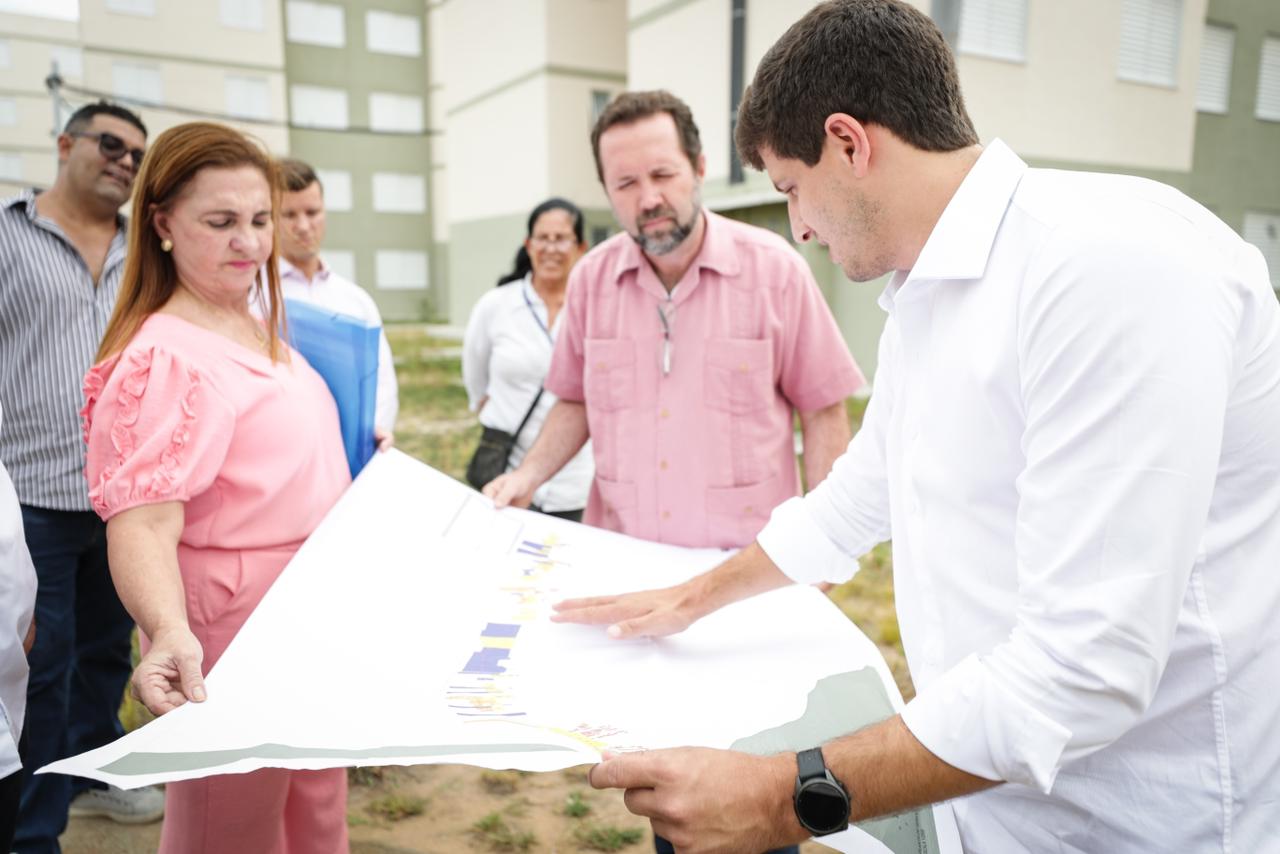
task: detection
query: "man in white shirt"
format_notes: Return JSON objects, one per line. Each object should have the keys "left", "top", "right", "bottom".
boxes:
{"left": 277, "top": 159, "right": 399, "bottom": 438}
{"left": 553, "top": 2, "right": 1280, "bottom": 852}
{"left": 0, "top": 405, "right": 37, "bottom": 851}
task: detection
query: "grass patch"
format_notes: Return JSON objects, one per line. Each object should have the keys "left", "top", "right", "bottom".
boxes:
{"left": 348, "top": 766, "right": 389, "bottom": 787}
{"left": 480, "top": 769, "right": 521, "bottom": 795}
{"left": 574, "top": 823, "right": 645, "bottom": 851}
{"left": 471, "top": 811, "right": 537, "bottom": 851}
{"left": 563, "top": 790, "right": 591, "bottom": 818}
{"left": 365, "top": 792, "right": 427, "bottom": 822}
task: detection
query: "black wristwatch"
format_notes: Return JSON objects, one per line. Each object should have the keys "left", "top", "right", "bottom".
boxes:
{"left": 793, "top": 747, "right": 851, "bottom": 836}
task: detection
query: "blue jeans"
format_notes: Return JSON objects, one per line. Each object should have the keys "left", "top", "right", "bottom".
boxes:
{"left": 13, "top": 507, "right": 133, "bottom": 854}
{"left": 654, "top": 834, "right": 799, "bottom": 854}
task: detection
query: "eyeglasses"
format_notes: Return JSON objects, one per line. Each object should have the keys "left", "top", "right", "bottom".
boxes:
{"left": 529, "top": 235, "right": 577, "bottom": 250}
{"left": 70, "top": 131, "right": 144, "bottom": 171}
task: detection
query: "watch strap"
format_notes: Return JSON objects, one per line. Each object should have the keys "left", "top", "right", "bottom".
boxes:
{"left": 796, "top": 747, "right": 828, "bottom": 783}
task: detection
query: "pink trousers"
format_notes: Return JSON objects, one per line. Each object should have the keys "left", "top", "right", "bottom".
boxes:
{"left": 154, "top": 545, "right": 349, "bottom": 854}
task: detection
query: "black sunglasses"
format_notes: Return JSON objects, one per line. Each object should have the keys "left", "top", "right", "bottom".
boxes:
{"left": 70, "top": 131, "right": 145, "bottom": 170}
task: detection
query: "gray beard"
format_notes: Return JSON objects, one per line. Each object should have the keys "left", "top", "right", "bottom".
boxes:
{"left": 630, "top": 190, "right": 701, "bottom": 256}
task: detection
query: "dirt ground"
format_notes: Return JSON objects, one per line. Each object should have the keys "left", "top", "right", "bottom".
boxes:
{"left": 59, "top": 763, "right": 835, "bottom": 853}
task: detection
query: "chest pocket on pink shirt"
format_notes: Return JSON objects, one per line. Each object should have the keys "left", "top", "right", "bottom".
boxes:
{"left": 583, "top": 339, "right": 636, "bottom": 411}
{"left": 704, "top": 339, "right": 774, "bottom": 413}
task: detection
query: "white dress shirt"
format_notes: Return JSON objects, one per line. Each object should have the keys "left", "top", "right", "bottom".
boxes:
{"left": 463, "top": 276, "right": 594, "bottom": 512}
{"left": 758, "top": 140, "right": 1280, "bottom": 851}
{"left": 0, "top": 404, "right": 37, "bottom": 780}
{"left": 278, "top": 258, "right": 399, "bottom": 433}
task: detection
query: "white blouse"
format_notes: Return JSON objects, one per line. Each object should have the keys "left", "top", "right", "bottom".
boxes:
{"left": 0, "top": 404, "right": 36, "bottom": 780}
{"left": 462, "top": 275, "right": 593, "bottom": 512}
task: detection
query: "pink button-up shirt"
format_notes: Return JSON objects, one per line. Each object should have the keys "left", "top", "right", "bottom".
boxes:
{"left": 546, "top": 210, "right": 864, "bottom": 549}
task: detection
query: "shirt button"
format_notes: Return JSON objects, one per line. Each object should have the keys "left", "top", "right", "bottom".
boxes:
{"left": 660, "top": 408, "right": 670, "bottom": 419}
{"left": 596, "top": 362, "right": 607, "bottom": 371}
{"left": 659, "top": 459, "right": 668, "bottom": 470}
{"left": 743, "top": 505, "right": 753, "bottom": 515}
{"left": 908, "top": 497, "right": 921, "bottom": 515}
{"left": 661, "top": 510, "right": 670, "bottom": 520}
{"left": 738, "top": 363, "right": 750, "bottom": 373}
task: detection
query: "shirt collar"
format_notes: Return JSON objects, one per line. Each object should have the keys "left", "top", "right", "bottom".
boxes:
{"left": 6, "top": 187, "right": 129, "bottom": 232}
{"left": 279, "top": 255, "right": 329, "bottom": 284}
{"left": 609, "top": 208, "right": 742, "bottom": 285}
{"left": 879, "top": 139, "right": 1027, "bottom": 311}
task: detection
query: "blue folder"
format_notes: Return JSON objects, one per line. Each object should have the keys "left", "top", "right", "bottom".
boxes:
{"left": 283, "top": 298, "right": 379, "bottom": 478}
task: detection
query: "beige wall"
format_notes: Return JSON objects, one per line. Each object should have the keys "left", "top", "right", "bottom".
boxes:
{"left": 78, "top": 0, "right": 284, "bottom": 71}
{"left": 546, "top": 75, "right": 615, "bottom": 210}
{"left": 437, "top": 0, "right": 548, "bottom": 110}
{"left": 547, "top": 0, "right": 628, "bottom": 74}
{"left": 958, "top": 0, "right": 1206, "bottom": 171}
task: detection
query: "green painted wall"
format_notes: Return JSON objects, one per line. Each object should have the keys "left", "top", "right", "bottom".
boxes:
{"left": 284, "top": 0, "right": 441, "bottom": 322}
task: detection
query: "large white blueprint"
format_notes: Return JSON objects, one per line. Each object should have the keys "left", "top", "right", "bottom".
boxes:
{"left": 44, "top": 451, "right": 960, "bottom": 854}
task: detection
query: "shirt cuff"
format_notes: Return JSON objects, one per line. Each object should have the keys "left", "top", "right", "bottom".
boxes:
{"left": 900, "top": 654, "right": 1073, "bottom": 794}
{"left": 756, "top": 496, "right": 860, "bottom": 586}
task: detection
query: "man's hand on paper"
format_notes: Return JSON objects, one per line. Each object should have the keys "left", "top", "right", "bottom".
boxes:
{"left": 551, "top": 581, "right": 702, "bottom": 638}
{"left": 483, "top": 468, "right": 538, "bottom": 509}
{"left": 133, "top": 624, "right": 207, "bottom": 716}
{"left": 374, "top": 427, "right": 395, "bottom": 452}
{"left": 589, "top": 747, "right": 805, "bottom": 854}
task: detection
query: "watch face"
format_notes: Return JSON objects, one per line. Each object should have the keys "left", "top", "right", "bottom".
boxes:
{"left": 797, "top": 780, "right": 849, "bottom": 834}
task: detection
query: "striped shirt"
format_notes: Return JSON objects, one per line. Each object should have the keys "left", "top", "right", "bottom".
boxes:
{"left": 0, "top": 189, "right": 125, "bottom": 511}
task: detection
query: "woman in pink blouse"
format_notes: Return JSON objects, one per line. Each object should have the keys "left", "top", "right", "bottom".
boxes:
{"left": 82, "top": 123, "right": 350, "bottom": 853}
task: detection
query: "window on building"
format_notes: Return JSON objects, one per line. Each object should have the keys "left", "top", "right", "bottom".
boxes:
{"left": 375, "top": 250, "right": 428, "bottom": 290}
{"left": 366, "top": 10, "right": 421, "bottom": 57}
{"left": 0, "top": 1, "right": 77, "bottom": 21}
{"left": 285, "top": 1, "right": 344, "bottom": 47}
{"left": 290, "top": 85, "right": 348, "bottom": 129}
{"left": 1117, "top": 0, "right": 1182, "bottom": 87}
{"left": 368, "top": 93, "right": 423, "bottom": 133}
{"left": 1195, "top": 24, "right": 1233, "bottom": 114}
{"left": 105, "top": 0, "right": 155, "bottom": 15}
{"left": 0, "top": 98, "right": 16, "bottom": 127}
{"left": 112, "top": 61, "right": 163, "bottom": 106}
{"left": 51, "top": 46, "right": 83, "bottom": 79}
{"left": 1242, "top": 212, "right": 1280, "bottom": 290}
{"left": 590, "top": 225, "right": 610, "bottom": 246}
{"left": 0, "top": 40, "right": 10, "bottom": 70}
{"left": 322, "top": 250, "right": 356, "bottom": 281}
{"left": 225, "top": 74, "right": 271, "bottom": 121}
{"left": 956, "top": 0, "right": 1027, "bottom": 63}
{"left": 372, "top": 173, "right": 426, "bottom": 214}
{"left": 0, "top": 153, "right": 21, "bottom": 181}
{"left": 1256, "top": 37, "right": 1280, "bottom": 122}
{"left": 591, "top": 89, "right": 612, "bottom": 123}
{"left": 315, "top": 169, "right": 352, "bottom": 211}
{"left": 220, "top": 0, "right": 263, "bottom": 31}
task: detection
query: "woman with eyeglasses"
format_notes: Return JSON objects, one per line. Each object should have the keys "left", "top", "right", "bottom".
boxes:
{"left": 462, "top": 198, "right": 594, "bottom": 522}
{"left": 80, "top": 123, "right": 350, "bottom": 853}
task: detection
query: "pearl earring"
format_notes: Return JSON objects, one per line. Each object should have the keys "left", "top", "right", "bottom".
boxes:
{"left": 160, "top": 238, "right": 173, "bottom": 252}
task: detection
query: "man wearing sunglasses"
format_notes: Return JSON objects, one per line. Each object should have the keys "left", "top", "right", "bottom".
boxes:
{"left": 0, "top": 100, "right": 163, "bottom": 853}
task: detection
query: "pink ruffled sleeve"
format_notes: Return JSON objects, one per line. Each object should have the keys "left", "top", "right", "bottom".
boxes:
{"left": 82, "top": 345, "right": 235, "bottom": 520}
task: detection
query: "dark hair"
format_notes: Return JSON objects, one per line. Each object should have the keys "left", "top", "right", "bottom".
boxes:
{"left": 496, "top": 197, "right": 585, "bottom": 287}
{"left": 279, "top": 157, "right": 321, "bottom": 193}
{"left": 63, "top": 100, "right": 147, "bottom": 138}
{"left": 736, "top": 0, "right": 978, "bottom": 171}
{"left": 589, "top": 90, "right": 702, "bottom": 183}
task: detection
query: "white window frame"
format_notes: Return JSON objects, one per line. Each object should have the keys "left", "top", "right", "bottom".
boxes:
{"left": 368, "top": 92, "right": 423, "bottom": 134}
{"left": 365, "top": 10, "right": 421, "bottom": 57}
{"left": 1256, "top": 36, "right": 1280, "bottom": 123}
{"left": 322, "top": 250, "right": 357, "bottom": 282}
{"left": 290, "top": 85, "right": 349, "bottom": 130}
{"left": 1117, "top": 0, "right": 1183, "bottom": 88}
{"left": 285, "top": 1, "right": 345, "bottom": 48}
{"left": 104, "top": 0, "right": 156, "bottom": 16}
{"left": 111, "top": 61, "right": 163, "bottom": 107}
{"left": 225, "top": 74, "right": 272, "bottom": 121}
{"left": 1242, "top": 212, "right": 1280, "bottom": 290}
{"left": 375, "top": 250, "right": 428, "bottom": 290}
{"left": 219, "top": 0, "right": 264, "bottom": 31}
{"left": 50, "top": 45, "right": 83, "bottom": 79}
{"left": 1195, "top": 23, "right": 1233, "bottom": 115}
{"left": 371, "top": 172, "right": 427, "bottom": 214}
{"left": 0, "top": 98, "right": 17, "bottom": 128}
{"left": 0, "top": 152, "right": 22, "bottom": 182}
{"left": 315, "top": 169, "right": 352, "bottom": 211}
{"left": 0, "top": 40, "right": 10, "bottom": 70}
{"left": 956, "top": 0, "right": 1028, "bottom": 64}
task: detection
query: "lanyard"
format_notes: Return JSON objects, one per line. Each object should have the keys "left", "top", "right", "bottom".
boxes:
{"left": 522, "top": 280, "right": 554, "bottom": 345}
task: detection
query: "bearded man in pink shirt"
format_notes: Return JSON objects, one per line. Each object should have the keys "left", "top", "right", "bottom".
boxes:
{"left": 487, "top": 90, "right": 863, "bottom": 552}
